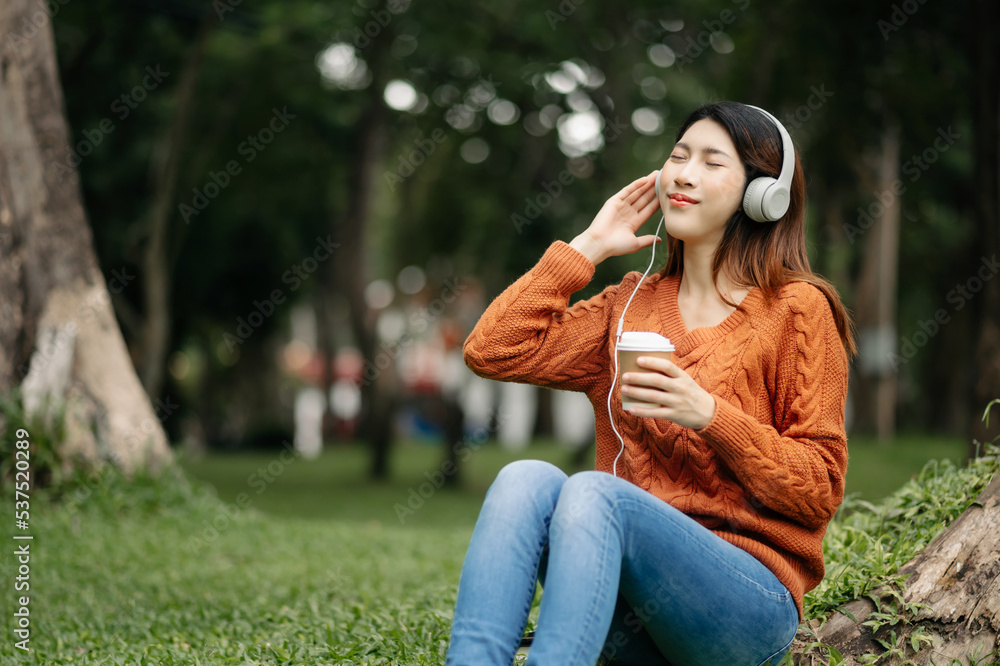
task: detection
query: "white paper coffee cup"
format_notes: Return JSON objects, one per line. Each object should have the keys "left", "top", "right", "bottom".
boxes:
{"left": 617, "top": 332, "right": 674, "bottom": 410}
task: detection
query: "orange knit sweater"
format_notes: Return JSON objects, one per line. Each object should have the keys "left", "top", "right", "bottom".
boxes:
{"left": 463, "top": 241, "right": 849, "bottom": 619}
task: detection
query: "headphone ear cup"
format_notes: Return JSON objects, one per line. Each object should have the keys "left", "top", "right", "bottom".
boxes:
{"left": 742, "top": 177, "right": 768, "bottom": 222}
{"left": 743, "top": 177, "right": 778, "bottom": 222}
{"left": 654, "top": 170, "right": 661, "bottom": 200}
{"left": 761, "top": 184, "right": 790, "bottom": 221}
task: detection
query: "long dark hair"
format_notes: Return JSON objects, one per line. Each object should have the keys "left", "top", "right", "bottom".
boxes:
{"left": 659, "top": 102, "right": 856, "bottom": 358}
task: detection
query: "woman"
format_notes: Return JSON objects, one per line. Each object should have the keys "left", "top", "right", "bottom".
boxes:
{"left": 445, "top": 101, "right": 855, "bottom": 666}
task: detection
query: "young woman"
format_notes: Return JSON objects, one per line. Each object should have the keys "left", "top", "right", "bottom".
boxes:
{"left": 445, "top": 102, "right": 855, "bottom": 666}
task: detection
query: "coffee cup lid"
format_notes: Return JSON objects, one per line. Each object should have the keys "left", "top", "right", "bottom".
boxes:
{"left": 617, "top": 331, "right": 674, "bottom": 352}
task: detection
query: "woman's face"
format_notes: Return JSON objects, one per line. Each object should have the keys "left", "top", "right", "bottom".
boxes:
{"left": 658, "top": 118, "right": 747, "bottom": 246}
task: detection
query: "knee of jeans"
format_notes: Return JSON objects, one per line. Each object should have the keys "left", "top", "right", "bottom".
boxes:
{"left": 486, "top": 459, "right": 568, "bottom": 509}
{"left": 552, "top": 471, "right": 617, "bottom": 528}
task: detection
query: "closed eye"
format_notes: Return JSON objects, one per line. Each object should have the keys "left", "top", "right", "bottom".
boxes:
{"left": 707, "top": 162, "right": 724, "bottom": 167}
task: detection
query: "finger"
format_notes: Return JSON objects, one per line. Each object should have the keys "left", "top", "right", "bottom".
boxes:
{"left": 627, "top": 188, "right": 663, "bottom": 231}
{"left": 625, "top": 403, "right": 672, "bottom": 418}
{"left": 622, "top": 173, "right": 658, "bottom": 205}
{"left": 637, "top": 356, "right": 684, "bottom": 377}
{"left": 618, "top": 174, "right": 655, "bottom": 201}
{"left": 639, "top": 191, "right": 661, "bottom": 216}
{"left": 633, "top": 182, "right": 659, "bottom": 209}
{"left": 635, "top": 234, "right": 662, "bottom": 249}
{"left": 621, "top": 370, "right": 670, "bottom": 389}
{"left": 622, "top": 385, "right": 672, "bottom": 407}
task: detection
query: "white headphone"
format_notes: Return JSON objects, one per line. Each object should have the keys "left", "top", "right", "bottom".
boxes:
{"left": 654, "top": 104, "right": 795, "bottom": 223}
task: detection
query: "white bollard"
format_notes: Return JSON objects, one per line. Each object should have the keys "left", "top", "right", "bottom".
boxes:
{"left": 498, "top": 382, "right": 536, "bottom": 451}
{"left": 293, "top": 387, "right": 325, "bottom": 459}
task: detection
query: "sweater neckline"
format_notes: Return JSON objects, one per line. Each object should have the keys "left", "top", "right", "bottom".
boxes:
{"left": 658, "top": 274, "right": 761, "bottom": 354}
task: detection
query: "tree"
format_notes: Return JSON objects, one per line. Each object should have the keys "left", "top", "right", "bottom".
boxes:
{"left": 0, "top": 0, "right": 171, "bottom": 472}
{"left": 35, "top": 0, "right": 993, "bottom": 470}
{"left": 852, "top": 123, "right": 902, "bottom": 442}
{"left": 330, "top": 12, "right": 393, "bottom": 479}
{"left": 137, "top": 5, "right": 215, "bottom": 401}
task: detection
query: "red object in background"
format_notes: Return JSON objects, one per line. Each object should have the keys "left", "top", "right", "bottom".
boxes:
{"left": 282, "top": 343, "right": 363, "bottom": 386}
{"left": 333, "top": 347, "right": 363, "bottom": 383}
{"left": 441, "top": 319, "right": 462, "bottom": 351}
{"left": 281, "top": 344, "right": 363, "bottom": 441}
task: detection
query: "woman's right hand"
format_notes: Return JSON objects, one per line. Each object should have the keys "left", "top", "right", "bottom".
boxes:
{"left": 569, "top": 172, "right": 662, "bottom": 265}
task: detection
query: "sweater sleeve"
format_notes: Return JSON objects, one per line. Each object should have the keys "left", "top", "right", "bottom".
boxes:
{"left": 463, "top": 241, "right": 618, "bottom": 393}
{"left": 696, "top": 285, "right": 849, "bottom": 530}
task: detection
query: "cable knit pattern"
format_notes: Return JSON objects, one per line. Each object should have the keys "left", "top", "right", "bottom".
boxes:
{"left": 463, "top": 241, "right": 850, "bottom": 619}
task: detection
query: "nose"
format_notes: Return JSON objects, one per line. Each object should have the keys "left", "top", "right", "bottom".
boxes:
{"left": 673, "top": 160, "right": 696, "bottom": 189}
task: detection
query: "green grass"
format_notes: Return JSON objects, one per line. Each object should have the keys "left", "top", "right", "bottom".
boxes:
{"left": 806, "top": 448, "right": 1000, "bottom": 618}
{"left": 175, "top": 434, "right": 968, "bottom": 529}
{"left": 0, "top": 432, "right": 984, "bottom": 665}
{"left": 178, "top": 438, "right": 585, "bottom": 528}
{"left": 842, "top": 433, "right": 967, "bottom": 503}
{"left": 1, "top": 465, "right": 470, "bottom": 665}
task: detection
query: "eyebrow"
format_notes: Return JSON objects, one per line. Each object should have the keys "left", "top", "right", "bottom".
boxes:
{"left": 674, "top": 141, "right": 734, "bottom": 161}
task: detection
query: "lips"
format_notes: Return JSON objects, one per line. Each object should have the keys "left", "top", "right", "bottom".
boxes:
{"left": 668, "top": 192, "right": 699, "bottom": 206}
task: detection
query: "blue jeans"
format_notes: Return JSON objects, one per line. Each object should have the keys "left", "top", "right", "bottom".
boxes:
{"left": 445, "top": 460, "right": 799, "bottom": 666}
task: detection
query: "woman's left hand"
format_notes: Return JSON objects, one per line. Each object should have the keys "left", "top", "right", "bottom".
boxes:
{"left": 620, "top": 356, "right": 717, "bottom": 429}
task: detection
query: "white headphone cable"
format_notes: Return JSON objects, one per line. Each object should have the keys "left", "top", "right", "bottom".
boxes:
{"left": 608, "top": 213, "right": 665, "bottom": 477}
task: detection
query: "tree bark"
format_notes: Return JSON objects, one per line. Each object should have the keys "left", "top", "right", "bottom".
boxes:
{"left": 853, "top": 123, "right": 901, "bottom": 442}
{"left": 0, "top": 154, "right": 31, "bottom": 398}
{"left": 0, "top": 0, "right": 171, "bottom": 473}
{"left": 791, "top": 472, "right": 1000, "bottom": 664}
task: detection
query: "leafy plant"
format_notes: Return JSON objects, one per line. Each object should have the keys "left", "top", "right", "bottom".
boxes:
{"left": 0, "top": 388, "right": 67, "bottom": 488}
{"left": 795, "top": 401, "right": 1000, "bottom": 665}
{"left": 803, "top": 441, "right": 1000, "bottom": 621}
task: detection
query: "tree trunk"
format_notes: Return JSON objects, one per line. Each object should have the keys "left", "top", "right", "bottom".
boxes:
{"left": 790, "top": 472, "right": 1000, "bottom": 664}
{"left": 333, "top": 19, "right": 393, "bottom": 480}
{"left": 969, "top": 0, "right": 1000, "bottom": 453}
{"left": 139, "top": 7, "right": 213, "bottom": 400}
{"left": 853, "top": 123, "right": 901, "bottom": 442}
{"left": 0, "top": 156, "right": 31, "bottom": 398}
{"left": 344, "top": 88, "right": 393, "bottom": 479}
{"left": 0, "top": 0, "right": 171, "bottom": 473}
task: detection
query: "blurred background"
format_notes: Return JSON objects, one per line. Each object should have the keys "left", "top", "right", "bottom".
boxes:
{"left": 4, "top": 3, "right": 1000, "bottom": 662}
{"left": 5, "top": 0, "right": 999, "bottom": 494}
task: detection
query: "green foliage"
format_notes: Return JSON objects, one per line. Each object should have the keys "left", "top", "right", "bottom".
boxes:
{"left": 851, "top": 587, "right": 935, "bottom": 664}
{"left": 791, "top": 417, "right": 1000, "bottom": 665}
{"left": 983, "top": 398, "right": 1000, "bottom": 428}
{"left": 803, "top": 443, "right": 1000, "bottom": 620}
{"left": 0, "top": 390, "right": 66, "bottom": 488}
{"left": 47, "top": 0, "right": 990, "bottom": 446}
{"left": 50, "top": 459, "right": 219, "bottom": 521}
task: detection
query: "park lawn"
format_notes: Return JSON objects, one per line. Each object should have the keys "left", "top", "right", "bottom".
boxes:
{"left": 841, "top": 433, "right": 967, "bottom": 502}
{"left": 1, "top": 467, "right": 470, "bottom": 665}
{"left": 175, "top": 434, "right": 968, "bottom": 528}
{"left": 177, "top": 438, "right": 585, "bottom": 529}
{"left": 0, "top": 433, "right": 973, "bottom": 665}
